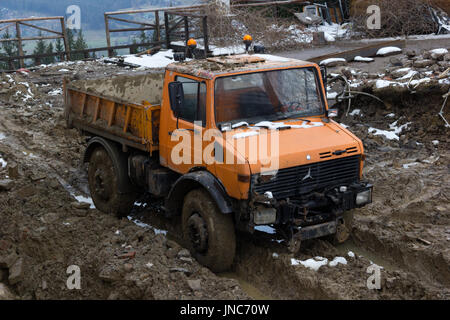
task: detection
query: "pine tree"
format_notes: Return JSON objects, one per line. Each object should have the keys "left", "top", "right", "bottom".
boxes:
{"left": 139, "top": 29, "right": 149, "bottom": 52}
{"left": 33, "top": 32, "right": 47, "bottom": 65}
{"left": 73, "top": 29, "right": 88, "bottom": 61}
{"left": 44, "top": 42, "right": 55, "bottom": 65}
{"left": 0, "top": 29, "right": 17, "bottom": 69}
{"left": 55, "top": 38, "right": 64, "bottom": 62}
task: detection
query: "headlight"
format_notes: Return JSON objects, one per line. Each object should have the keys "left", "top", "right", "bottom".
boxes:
{"left": 356, "top": 189, "right": 372, "bottom": 206}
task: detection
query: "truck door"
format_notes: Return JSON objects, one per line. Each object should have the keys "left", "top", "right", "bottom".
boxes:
{"left": 161, "top": 74, "right": 207, "bottom": 173}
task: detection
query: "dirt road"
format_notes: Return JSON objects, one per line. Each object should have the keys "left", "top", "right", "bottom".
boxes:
{"left": 0, "top": 51, "right": 449, "bottom": 299}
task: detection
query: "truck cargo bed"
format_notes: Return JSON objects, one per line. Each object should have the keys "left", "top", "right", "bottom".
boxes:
{"left": 64, "top": 72, "right": 164, "bottom": 154}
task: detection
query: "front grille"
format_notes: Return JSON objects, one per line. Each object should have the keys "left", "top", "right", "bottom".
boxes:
{"left": 253, "top": 156, "right": 360, "bottom": 199}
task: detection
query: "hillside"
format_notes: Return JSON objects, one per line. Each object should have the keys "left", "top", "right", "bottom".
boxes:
{"left": 0, "top": 0, "right": 199, "bottom": 30}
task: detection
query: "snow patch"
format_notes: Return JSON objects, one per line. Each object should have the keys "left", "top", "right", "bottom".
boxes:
{"left": 74, "top": 195, "right": 95, "bottom": 209}
{"left": 354, "top": 56, "right": 374, "bottom": 62}
{"left": 127, "top": 216, "right": 168, "bottom": 235}
{"left": 328, "top": 256, "right": 347, "bottom": 267}
{"left": 255, "top": 225, "right": 276, "bottom": 234}
{"left": 347, "top": 251, "right": 355, "bottom": 258}
{"left": 48, "top": 88, "right": 62, "bottom": 96}
{"left": 319, "top": 58, "right": 346, "bottom": 66}
{"left": 430, "top": 48, "right": 448, "bottom": 55}
{"left": 291, "top": 256, "right": 328, "bottom": 271}
{"left": 376, "top": 46, "right": 402, "bottom": 56}
{"left": 123, "top": 50, "right": 178, "bottom": 69}
{"left": 0, "top": 157, "right": 7, "bottom": 168}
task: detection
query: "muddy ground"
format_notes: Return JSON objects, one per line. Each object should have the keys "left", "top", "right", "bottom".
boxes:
{"left": 0, "top": 50, "right": 449, "bottom": 300}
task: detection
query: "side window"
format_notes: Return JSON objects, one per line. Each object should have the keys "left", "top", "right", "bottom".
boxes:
{"left": 176, "top": 76, "right": 206, "bottom": 126}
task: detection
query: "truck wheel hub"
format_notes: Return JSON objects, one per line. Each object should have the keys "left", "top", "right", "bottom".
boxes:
{"left": 187, "top": 213, "right": 208, "bottom": 254}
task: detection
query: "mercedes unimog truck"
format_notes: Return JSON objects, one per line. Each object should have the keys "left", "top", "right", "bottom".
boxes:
{"left": 64, "top": 53, "right": 372, "bottom": 272}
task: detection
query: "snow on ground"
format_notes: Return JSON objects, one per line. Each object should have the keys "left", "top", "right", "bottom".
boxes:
{"left": 254, "top": 54, "right": 291, "bottom": 62}
{"left": 329, "top": 256, "right": 348, "bottom": 267}
{"left": 354, "top": 56, "right": 374, "bottom": 62}
{"left": 320, "top": 58, "right": 346, "bottom": 66}
{"left": 349, "top": 109, "right": 362, "bottom": 116}
{"left": 376, "top": 46, "right": 402, "bottom": 56}
{"left": 74, "top": 195, "right": 96, "bottom": 209}
{"left": 127, "top": 216, "right": 168, "bottom": 235}
{"left": 430, "top": 48, "right": 448, "bottom": 55}
{"left": 347, "top": 251, "right": 355, "bottom": 258}
{"left": 48, "top": 88, "right": 63, "bottom": 96}
{"left": 327, "top": 91, "right": 338, "bottom": 99}
{"left": 291, "top": 255, "right": 349, "bottom": 270}
{"left": 0, "top": 133, "right": 5, "bottom": 140}
{"left": 123, "top": 50, "right": 178, "bottom": 68}
{"left": 368, "top": 119, "right": 411, "bottom": 141}
{"left": 0, "top": 156, "right": 7, "bottom": 168}
{"left": 403, "top": 162, "right": 420, "bottom": 169}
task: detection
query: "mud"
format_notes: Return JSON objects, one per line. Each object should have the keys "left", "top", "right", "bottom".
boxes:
{"left": 0, "top": 54, "right": 449, "bottom": 300}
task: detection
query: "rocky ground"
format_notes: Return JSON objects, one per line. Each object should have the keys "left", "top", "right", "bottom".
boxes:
{"left": 0, "top": 46, "right": 449, "bottom": 299}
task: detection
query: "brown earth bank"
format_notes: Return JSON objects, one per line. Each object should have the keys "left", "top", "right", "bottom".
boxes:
{"left": 0, "top": 51, "right": 449, "bottom": 299}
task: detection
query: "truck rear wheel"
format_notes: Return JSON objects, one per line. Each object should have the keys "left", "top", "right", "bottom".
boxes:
{"left": 181, "top": 189, "right": 236, "bottom": 273}
{"left": 87, "top": 147, "right": 136, "bottom": 217}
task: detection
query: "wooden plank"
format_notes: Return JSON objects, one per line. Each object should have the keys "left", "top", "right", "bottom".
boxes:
{"left": 93, "top": 97, "right": 100, "bottom": 122}
{"left": 80, "top": 93, "right": 87, "bottom": 116}
{"left": 108, "top": 101, "right": 116, "bottom": 127}
{"left": 0, "top": 35, "right": 62, "bottom": 42}
{"left": 104, "top": 14, "right": 113, "bottom": 57}
{"left": 108, "top": 16, "right": 155, "bottom": 26}
{"left": 109, "top": 26, "right": 155, "bottom": 33}
{"left": 105, "top": 4, "right": 206, "bottom": 16}
{"left": 15, "top": 22, "right": 24, "bottom": 69}
{"left": 0, "top": 23, "right": 15, "bottom": 32}
{"left": 124, "top": 106, "right": 132, "bottom": 133}
{"left": 60, "top": 18, "right": 70, "bottom": 61}
{"left": 18, "top": 21, "right": 63, "bottom": 35}
{"left": 0, "top": 17, "right": 64, "bottom": 23}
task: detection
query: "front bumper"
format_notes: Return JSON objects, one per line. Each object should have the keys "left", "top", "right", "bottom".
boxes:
{"left": 252, "top": 182, "right": 373, "bottom": 240}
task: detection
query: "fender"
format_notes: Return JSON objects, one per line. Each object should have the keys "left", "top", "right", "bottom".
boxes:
{"left": 166, "top": 170, "right": 233, "bottom": 216}
{"left": 83, "top": 137, "right": 134, "bottom": 194}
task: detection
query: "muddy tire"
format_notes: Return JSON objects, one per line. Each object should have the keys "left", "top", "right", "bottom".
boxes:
{"left": 329, "top": 210, "right": 354, "bottom": 245}
{"left": 87, "top": 147, "right": 136, "bottom": 217}
{"left": 182, "top": 189, "right": 236, "bottom": 273}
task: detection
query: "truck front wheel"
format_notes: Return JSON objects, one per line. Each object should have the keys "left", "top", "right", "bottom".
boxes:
{"left": 330, "top": 210, "right": 354, "bottom": 244}
{"left": 87, "top": 147, "right": 136, "bottom": 217}
{"left": 181, "top": 189, "right": 236, "bottom": 273}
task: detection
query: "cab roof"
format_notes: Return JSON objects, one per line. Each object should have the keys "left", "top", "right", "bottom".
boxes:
{"left": 166, "top": 54, "right": 314, "bottom": 80}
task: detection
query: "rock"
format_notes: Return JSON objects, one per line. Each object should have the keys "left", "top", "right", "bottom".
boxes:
{"left": 0, "top": 179, "right": 14, "bottom": 192}
{"left": 0, "top": 269, "right": 8, "bottom": 282}
{"left": 389, "top": 57, "right": 403, "bottom": 67}
{"left": 187, "top": 279, "right": 202, "bottom": 291}
{"left": 0, "top": 283, "right": 15, "bottom": 300}
{"left": 166, "top": 240, "right": 181, "bottom": 250}
{"left": 123, "top": 263, "right": 133, "bottom": 272}
{"left": 406, "top": 50, "right": 416, "bottom": 58}
{"left": 445, "top": 53, "right": 450, "bottom": 61}
{"left": 8, "top": 258, "right": 24, "bottom": 285}
{"left": 390, "top": 68, "right": 412, "bottom": 79}
{"left": 0, "top": 253, "right": 19, "bottom": 268}
{"left": 413, "top": 59, "right": 434, "bottom": 68}
{"left": 177, "top": 249, "right": 191, "bottom": 258}
{"left": 7, "top": 163, "right": 20, "bottom": 179}
{"left": 430, "top": 48, "right": 448, "bottom": 61}
{"left": 165, "top": 248, "right": 178, "bottom": 259}
{"left": 71, "top": 201, "right": 90, "bottom": 210}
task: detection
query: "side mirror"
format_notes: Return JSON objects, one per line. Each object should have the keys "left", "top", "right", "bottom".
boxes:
{"left": 320, "top": 66, "right": 327, "bottom": 92}
{"left": 168, "top": 81, "right": 184, "bottom": 117}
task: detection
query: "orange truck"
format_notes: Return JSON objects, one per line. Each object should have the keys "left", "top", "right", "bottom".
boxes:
{"left": 64, "top": 54, "right": 372, "bottom": 272}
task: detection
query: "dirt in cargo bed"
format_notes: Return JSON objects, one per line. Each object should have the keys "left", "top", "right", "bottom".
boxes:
{"left": 0, "top": 58, "right": 449, "bottom": 300}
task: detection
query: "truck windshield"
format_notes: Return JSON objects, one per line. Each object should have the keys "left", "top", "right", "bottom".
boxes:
{"left": 214, "top": 67, "right": 325, "bottom": 125}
